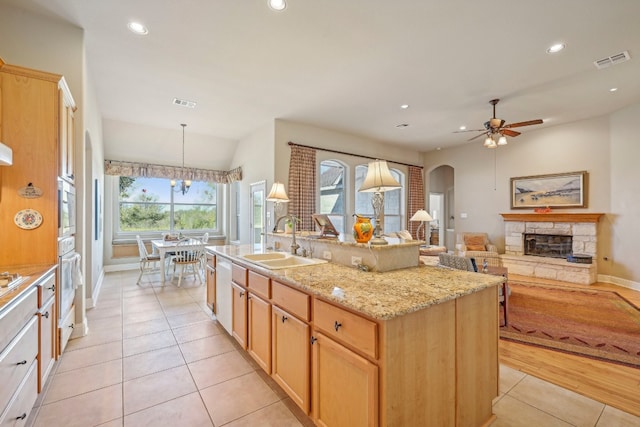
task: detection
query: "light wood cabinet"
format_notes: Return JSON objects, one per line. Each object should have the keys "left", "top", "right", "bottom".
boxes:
{"left": 205, "top": 253, "right": 216, "bottom": 312}
{"left": 247, "top": 292, "right": 271, "bottom": 373}
{"left": 271, "top": 305, "right": 310, "bottom": 413}
{"left": 223, "top": 258, "right": 498, "bottom": 427}
{"left": 58, "top": 79, "right": 76, "bottom": 183}
{"left": 231, "top": 282, "right": 248, "bottom": 349}
{"left": 312, "top": 332, "right": 378, "bottom": 427}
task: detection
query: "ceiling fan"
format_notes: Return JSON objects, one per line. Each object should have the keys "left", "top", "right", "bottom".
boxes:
{"left": 457, "top": 99, "right": 543, "bottom": 148}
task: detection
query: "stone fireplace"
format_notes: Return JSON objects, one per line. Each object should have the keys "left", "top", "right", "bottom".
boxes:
{"left": 500, "top": 213, "right": 603, "bottom": 285}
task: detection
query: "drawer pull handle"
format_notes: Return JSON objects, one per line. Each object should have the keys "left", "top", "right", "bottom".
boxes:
{"left": 69, "top": 323, "right": 75, "bottom": 329}
{"left": 239, "top": 291, "right": 245, "bottom": 298}
{"left": 16, "top": 413, "right": 27, "bottom": 420}
{"left": 44, "top": 311, "right": 50, "bottom": 319}
{"left": 310, "top": 336, "right": 317, "bottom": 345}
{"left": 334, "top": 321, "right": 342, "bottom": 332}
{"left": 281, "top": 315, "right": 288, "bottom": 323}
{"left": 17, "top": 360, "right": 28, "bottom": 365}
{"left": 47, "top": 284, "right": 56, "bottom": 292}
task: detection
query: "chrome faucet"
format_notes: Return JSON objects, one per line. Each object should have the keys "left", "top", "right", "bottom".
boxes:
{"left": 274, "top": 215, "right": 301, "bottom": 255}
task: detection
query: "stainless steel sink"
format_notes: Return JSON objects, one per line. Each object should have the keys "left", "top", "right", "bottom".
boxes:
{"left": 242, "top": 253, "right": 327, "bottom": 270}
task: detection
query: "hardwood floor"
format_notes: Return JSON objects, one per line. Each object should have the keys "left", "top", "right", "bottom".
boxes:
{"left": 499, "top": 275, "right": 640, "bottom": 417}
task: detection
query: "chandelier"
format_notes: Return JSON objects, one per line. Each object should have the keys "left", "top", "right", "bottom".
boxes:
{"left": 170, "top": 123, "right": 191, "bottom": 195}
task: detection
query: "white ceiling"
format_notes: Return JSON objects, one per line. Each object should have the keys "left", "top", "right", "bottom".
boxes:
{"left": 7, "top": 0, "right": 640, "bottom": 153}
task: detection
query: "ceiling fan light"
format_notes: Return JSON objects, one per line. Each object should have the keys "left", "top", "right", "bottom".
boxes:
{"left": 483, "top": 136, "right": 494, "bottom": 147}
{"left": 497, "top": 136, "right": 508, "bottom": 145}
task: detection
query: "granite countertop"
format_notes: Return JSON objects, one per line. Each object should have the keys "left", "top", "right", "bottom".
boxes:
{"left": 0, "top": 264, "right": 57, "bottom": 313}
{"left": 208, "top": 245, "right": 502, "bottom": 320}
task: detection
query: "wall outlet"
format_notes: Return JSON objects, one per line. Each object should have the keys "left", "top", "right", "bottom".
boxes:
{"left": 351, "top": 256, "right": 362, "bottom": 266}
{"left": 323, "top": 251, "right": 332, "bottom": 260}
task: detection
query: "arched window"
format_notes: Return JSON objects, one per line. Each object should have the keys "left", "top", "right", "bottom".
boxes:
{"left": 354, "top": 164, "right": 405, "bottom": 234}
{"left": 319, "top": 160, "right": 346, "bottom": 233}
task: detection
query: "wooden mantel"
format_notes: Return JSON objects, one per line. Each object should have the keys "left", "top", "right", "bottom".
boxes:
{"left": 500, "top": 213, "right": 604, "bottom": 223}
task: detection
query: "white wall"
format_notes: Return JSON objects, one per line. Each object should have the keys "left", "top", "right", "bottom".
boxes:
{"left": 229, "top": 122, "right": 276, "bottom": 244}
{"left": 609, "top": 102, "right": 640, "bottom": 283}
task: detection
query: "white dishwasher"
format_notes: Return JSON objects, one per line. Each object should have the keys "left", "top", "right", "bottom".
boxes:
{"left": 214, "top": 257, "right": 232, "bottom": 334}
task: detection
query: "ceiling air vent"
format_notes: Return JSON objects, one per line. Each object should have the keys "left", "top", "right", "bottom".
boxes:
{"left": 172, "top": 98, "right": 197, "bottom": 108}
{"left": 593, "top": 50, "right": 631, "bottom": 69}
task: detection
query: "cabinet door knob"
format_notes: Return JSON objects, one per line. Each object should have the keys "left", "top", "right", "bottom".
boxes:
{"left": 334, "top": 321, "right": 342, "bottom": 332}
{"left": 16, "top": 413, "right": 27, "bottom": 420}
{"left": 239, "top": 291, "right": 245, "bottom": 298}
{"left": 281, "top": 315, "right": 288, "bottom": 323}
{"left": 16, "top": 360, "right": 28, "bottom": 365}
{"left": 44, "top": 311, "right": 50, "bottom": 319}
{"left": 310, "top": 336, "right": 317, "bottom": 345}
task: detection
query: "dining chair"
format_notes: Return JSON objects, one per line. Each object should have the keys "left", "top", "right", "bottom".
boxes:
{"left": 170, "top": 240, "right": 205, "bottom": 287}
{"left": 136, "top": 235, "right": 162, "bottom": 285}
{"left": 198, "top": 232, "right": 210, "bottom": 271}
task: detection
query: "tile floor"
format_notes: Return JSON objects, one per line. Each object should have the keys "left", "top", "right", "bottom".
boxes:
{"left": 26, "top": 269, "right": 640, "bottom": 427}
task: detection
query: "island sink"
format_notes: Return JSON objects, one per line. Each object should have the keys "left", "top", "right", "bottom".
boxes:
{"left": 241, "top": 252, "right": 327, "bottom": 269}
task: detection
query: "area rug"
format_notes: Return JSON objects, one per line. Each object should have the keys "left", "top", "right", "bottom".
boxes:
{"left": 500, "top": 282, "right": 640, "bottom": 367}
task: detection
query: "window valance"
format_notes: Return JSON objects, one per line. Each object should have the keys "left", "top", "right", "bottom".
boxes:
{"left": 104, "top": 160, "right": 242, "bottom": 183}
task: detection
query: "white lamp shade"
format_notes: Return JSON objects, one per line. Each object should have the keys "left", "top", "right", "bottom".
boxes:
{"left": 0, "top": 142, "right": 12, "bottom": 166}
{"left": 410, "top": 209, "right": 433, "bottom": 222}
{"left": 266, "top": 182, "right": 290, "bottom": 202}
{"left": 358, "top": 160, "right": 401, "bottom": 193}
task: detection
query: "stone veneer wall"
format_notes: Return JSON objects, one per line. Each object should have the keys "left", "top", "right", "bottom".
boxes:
{"left": 501, "top": 216, "right": 600, "bottom": 285}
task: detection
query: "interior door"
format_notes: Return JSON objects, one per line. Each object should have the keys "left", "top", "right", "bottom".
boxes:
{"left": 250, "top": 181, "right": 266, "bottom": 250}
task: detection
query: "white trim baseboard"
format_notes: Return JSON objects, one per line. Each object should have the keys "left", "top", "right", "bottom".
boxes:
{"left": 597, "top": 274, "right": 640, "bottom": 291}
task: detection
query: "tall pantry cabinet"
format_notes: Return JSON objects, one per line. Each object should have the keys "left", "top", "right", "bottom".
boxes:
{"left": 0, "top": 59, "right": 76, "bottom": 366}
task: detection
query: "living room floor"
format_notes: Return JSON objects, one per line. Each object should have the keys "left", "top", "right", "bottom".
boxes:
{"left": 26, "top": 270, "right": 640, "bottom": 427}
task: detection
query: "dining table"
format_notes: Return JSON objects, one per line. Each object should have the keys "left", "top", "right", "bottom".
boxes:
{"left": 151, "top": 238, "right": 205, "bottom": 284}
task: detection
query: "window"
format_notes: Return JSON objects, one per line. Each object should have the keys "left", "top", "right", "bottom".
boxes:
{"left": 117, "top": 176, "right": 219, "bottom": 237}
{"left": 319, "top": 160, "right": 346, "bottom": 233}
{"left": 354, "top": 164, "right": 404, "bottom": 233}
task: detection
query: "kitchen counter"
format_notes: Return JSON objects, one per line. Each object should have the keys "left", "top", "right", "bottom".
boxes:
{"left": 208, "top": 245, "right": 502, "bottom": 320}
{"left": 0, "top": 264, "right": 57, "bottom": 313}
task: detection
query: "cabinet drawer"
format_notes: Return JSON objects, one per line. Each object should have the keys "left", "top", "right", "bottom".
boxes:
{"left": 0, "top": 287, "right": 37, "bottom": 352}
{"left": 314, "top": 299, "right": 378, "bottom": 360}
{"left": 231, "top": 264, "right": 247, "bottom": 287}
{"left": 0, "top": 317, "right": 37, "bottom": 414}
{"left": 272, "top": 281, "right": 310, "bottom": 322}
{"left": 248, "top": 271, "right": 270, "bottom": 300}
{"left": 0, "top": 360, "right": 37, "bottom": 426}
{"left": 37, "top": 273, "right": 56, "bottom": 308}
{"left": 59, "top": 305, "right": 75, "bottom": 355}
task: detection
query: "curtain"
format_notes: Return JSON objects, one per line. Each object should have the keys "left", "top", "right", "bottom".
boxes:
{"left": 288, "top": 145, "right": 316, "bottom": 231}
{"left": 407, "top": 165, "right": 425, "bottom": 240}
{"left": 104, "top": 160, "right": 242, "bottom": 183}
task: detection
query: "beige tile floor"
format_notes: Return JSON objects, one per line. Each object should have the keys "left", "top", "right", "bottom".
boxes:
{"left": 26, "top": 269, "right": 640, "bottom": 427}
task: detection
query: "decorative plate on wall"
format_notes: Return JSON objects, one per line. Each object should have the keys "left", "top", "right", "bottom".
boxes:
{"left": 14, "top": 209, "right": 43, "bottom": 230}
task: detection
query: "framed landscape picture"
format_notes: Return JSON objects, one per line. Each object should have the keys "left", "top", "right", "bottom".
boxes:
{"left": 510, "top": 171, "right": 588, "bottom": 209}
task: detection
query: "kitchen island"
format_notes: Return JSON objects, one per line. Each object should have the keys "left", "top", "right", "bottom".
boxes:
{"left": 207, "top": 245, "right": 502, "bottom": 427}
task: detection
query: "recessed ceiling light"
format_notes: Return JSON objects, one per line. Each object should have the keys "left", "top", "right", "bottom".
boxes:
{"left": 609, "top": 87, "right": 618, "bottom": 92}
{"left": 436, "top": 147, "right": 441, "bottom": 151}
{"left": 268, "top": 0, "right": 287, "bottom": 11}
{"left": 546, "top": 43, "right": 565, "bottom": 54}
{"left": 127, "top": 21, "right": 148, "bottom": 35}
{"left": 400, "top": 104, "right": 409, "bottom": 109}
{"left": 395, "top": 123, "right": 409, "bottom": 128}
{"left": 459, "top": 125, "right": 466, "bottom": 131}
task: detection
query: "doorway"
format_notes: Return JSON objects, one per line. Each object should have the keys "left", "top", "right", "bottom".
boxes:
{"left": 428, "top": 193, "right": 444, "bottom": 246}
{"left": 250, "top": 181, "right": 266, "bottom": 251}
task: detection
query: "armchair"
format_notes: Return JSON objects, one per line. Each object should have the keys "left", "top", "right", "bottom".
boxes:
{"left": 456, "top": 232, "right": 502, "bottom": 267}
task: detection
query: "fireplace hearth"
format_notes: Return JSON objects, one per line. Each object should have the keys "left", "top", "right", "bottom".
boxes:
{"left": 524, "top": 234, "right": 572, "bottom": 258}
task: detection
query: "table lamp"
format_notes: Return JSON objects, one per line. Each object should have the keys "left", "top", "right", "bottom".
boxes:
{"left": 266, "top": 182, "right": 289, "bottom": 231}
{"left": 358, "top": 160, "right": 401, "bottom": 245}
{"left": 410, "top": 209, "right": 433, "bottom": 242}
